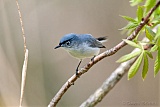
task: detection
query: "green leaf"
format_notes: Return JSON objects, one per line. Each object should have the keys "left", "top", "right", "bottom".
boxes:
{"left": 145, "top": 26, "right": 155, "bottom": 41}
{"left": 154, "top": 48, "right": 160, "bottom": 77}
{"left": 137, "top": 6, "right": 143, "bottom": 22}
{"left": 121, "top": 15, "right": 137, "bottom": 22}
{"left": 128, "top": 53, "right": 143, "bottom": 79}
{"left": 144, "top": 0, "right": 156, "bottom": 14}
{"left": 156, "top": 38, "right": 160, "bottom": 46}
{"left": 150, "top": 44, "right": 158, "bottom": 52}
{"left": 120, "top": 22, "right": 138, "bottom": 30}
{"left": 130, "top": 0, "right": 143, "bottom": 6}
{"left": 153, "top": 27, "right": 160, "bottom": 46}
{"left": 123, "top": 39, "right": 142, "bottom": 49}
{"left": 117, "top": 50, "right": 141, "bottom": 63}
{"left": 152, "top": 19, "right": 160, "bottom": 28}
{"left": 153, "top": 5, "right": 160, "bottom": 18}
{"left": 142, "top": 52, "right": 149, "bottom": 80}
{"left": 145, "top": 51, "right": 153, "bottom": 59}
{"left": 155, "top": 27, "right": 160, "bottom": 40}
{"left": 156, "top": 26, "right": 160, "bottom": 35}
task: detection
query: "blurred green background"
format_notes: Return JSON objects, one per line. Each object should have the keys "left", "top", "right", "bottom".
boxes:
{"left": 0, "top": 0, "right": 159, "bottom": 107}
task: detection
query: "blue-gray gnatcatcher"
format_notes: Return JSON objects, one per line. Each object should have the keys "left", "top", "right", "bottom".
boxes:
{"left": 55, "top": 33, "right": 107, "bottom": 75}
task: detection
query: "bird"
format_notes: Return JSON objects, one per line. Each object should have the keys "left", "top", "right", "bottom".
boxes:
{"left": 54, "top": 33, "right": 107, "bottom": 75}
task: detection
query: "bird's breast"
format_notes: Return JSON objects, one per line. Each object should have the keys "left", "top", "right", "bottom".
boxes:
{"left": 64, "top": 44, "right": 100, "bottom": 59}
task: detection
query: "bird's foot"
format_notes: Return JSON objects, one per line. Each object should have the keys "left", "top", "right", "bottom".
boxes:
{"left": 76, "top": 69, "right": 80, "bottom": 78}
{"left": 91, "top": 55, "right": 96, "bottom": 63}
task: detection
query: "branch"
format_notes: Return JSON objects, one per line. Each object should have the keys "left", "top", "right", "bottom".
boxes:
{"left": 80, "top": 57, "right": 137, "bottom": 107}
{"left": 80, "top": 38, "right": 151, "bottom": 107}
{"left": 16, "top": 0, "right": 27, "bottom": 53}
{"left": 48, "top": 1, "right": 160, "bottom": 107}
{"left": 16, "top": 1, "right": 29, "bottom": 107}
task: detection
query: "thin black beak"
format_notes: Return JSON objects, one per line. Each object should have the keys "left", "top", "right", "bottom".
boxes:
{"left": 54, "top": 45, "right": 61, "bottom": 49}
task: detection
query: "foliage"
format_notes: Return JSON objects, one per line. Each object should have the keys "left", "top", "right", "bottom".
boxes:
{"left": 117, "top": 0, "right": 160, "bottom": 79}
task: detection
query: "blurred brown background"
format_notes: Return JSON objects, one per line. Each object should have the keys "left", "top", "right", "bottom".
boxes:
{"left": 0, "top": 0, "right": 159, "bottom": 107}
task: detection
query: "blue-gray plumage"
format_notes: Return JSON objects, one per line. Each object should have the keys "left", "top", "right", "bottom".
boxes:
{"left": 55, "top": 33, "right": 107, "bottom": 75}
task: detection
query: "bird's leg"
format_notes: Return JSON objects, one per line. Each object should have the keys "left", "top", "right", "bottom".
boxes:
{"left": 76, "top": 60, "right": 82, "bottom": 76}
{"left": 91, "top": 55, "right": 96, "bottom": 62}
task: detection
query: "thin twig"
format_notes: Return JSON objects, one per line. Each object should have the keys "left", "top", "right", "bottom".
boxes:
{"left": 16, "top": 0, "right": 28, "bottom": 107}
{"left": 48, "top": 1, "right": 160, "bottom": 107}
{"left": 16, "top": 0, "right": 26, "bottom": 53}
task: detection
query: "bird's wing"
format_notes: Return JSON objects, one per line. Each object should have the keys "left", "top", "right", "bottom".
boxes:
{"left": 79, "top": 34, "right": 106, "bottom": 48}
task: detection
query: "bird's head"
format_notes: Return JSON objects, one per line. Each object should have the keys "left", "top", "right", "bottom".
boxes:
{"left": 54, "top": 33, "right": 78, "bottom": 49}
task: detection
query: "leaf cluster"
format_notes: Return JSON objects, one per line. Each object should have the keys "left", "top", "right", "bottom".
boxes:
{"left": 117, "top": 0, "right": 160, "bottom": 80}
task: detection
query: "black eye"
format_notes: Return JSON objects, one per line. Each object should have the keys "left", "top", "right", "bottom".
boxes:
{"left": 66, "top": 41, "right": 70, "bottom": 46}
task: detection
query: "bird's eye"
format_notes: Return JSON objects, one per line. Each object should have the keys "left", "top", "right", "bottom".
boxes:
{"left": 66, "top": 41, "right": 70, "bottom": 46}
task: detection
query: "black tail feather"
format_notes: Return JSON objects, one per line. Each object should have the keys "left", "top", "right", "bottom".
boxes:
{"left": 96, "top": 36, "right": 107, "bottom": 41}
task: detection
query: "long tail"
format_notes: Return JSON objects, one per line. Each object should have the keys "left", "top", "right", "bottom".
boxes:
{"left": 96, "top": 36, "right": 107, "bottom": 43}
